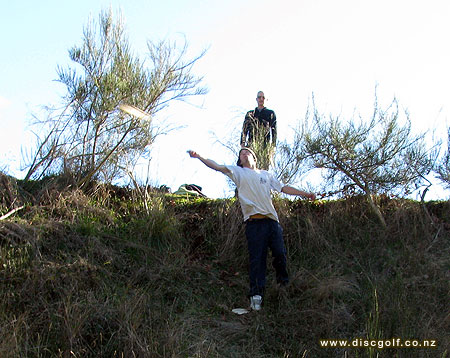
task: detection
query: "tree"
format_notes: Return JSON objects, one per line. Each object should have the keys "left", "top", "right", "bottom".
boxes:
{"left": 273, "top": 137, "right": 310, "bottom": 185}
{"left": 301, "top": 97, "right": 435, "bottom": 227}
{"left": 244, "top": 123, "right": 276, "bottom": 171}
{"left": 24, "top": 9, "right": 207, "bottom": 186}
{"left": 436, "top": 127, "right": 450, "bottom": 189}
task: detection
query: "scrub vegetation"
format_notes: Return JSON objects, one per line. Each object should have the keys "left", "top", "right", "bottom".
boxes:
{"left": 4, "top": 8, "right": 450, "bottom": 358}
{"left": 0, "top": 175, "right": 448, "bottom": 357}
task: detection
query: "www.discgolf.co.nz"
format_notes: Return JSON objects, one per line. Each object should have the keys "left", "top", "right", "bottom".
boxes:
{"left": 319, "top": 338, "right": 437, "bottom": 349}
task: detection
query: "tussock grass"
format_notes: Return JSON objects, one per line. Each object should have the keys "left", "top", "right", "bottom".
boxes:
{"left": 0, "top": 181, "right": 449, "bottom": 357}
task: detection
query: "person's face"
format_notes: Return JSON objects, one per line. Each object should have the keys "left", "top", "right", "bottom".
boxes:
{"left": 256, "top": 92, "right": 265, "bottom": 107}
{"left": 240, "top": 149, "right": 256, "bottom": 167}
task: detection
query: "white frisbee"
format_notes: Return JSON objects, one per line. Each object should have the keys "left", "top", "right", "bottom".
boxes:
{"left": 119, "top": 104, "right": 151, "bottom": 121}
{"left": 231, "top": 308, "right": 250, "bottom": 315}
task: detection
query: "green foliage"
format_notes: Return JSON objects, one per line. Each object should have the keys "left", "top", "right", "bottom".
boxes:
{"left": 303, "top": 97, "right": 434, "bottom": 197}
{"left": 24, "top": 8, "right": 207, "bottom": 187}
{"left": 287, "top": 96, "right": 436, "bottom": 227}
{"left": 274, "top": 136, "right": 311, "bottom": 185}
{"left": 436, "top": 126, "right": 450, "bottom": 189}
{"left": 245, "top": 123, "right": 276, "bottom": 171}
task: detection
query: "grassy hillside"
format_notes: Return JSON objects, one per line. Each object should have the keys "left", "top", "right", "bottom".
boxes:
{"left": 0, "top": 177, "right": 449, "bottom": 357}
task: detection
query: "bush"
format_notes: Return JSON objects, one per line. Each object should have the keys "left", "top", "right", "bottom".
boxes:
{"left": 0, "top": 186, "right": 448, "bottom": 357}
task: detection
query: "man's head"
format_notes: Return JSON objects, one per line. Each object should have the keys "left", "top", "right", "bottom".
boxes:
{"left": 237, "top": 147, "right": 257, "bottom": 169}
{"left": 256, "top": 91, "right": 265, "bottom": 108}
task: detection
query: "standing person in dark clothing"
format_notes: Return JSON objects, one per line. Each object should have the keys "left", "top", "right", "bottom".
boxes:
{"left": 241, "top": 91, "right": 277, "bottom": 148}
{"left": 240, "top": 91, "right": 277, "bottom": 169}
{"left": 187, "top": 148, "right": 316, "bottom": 311}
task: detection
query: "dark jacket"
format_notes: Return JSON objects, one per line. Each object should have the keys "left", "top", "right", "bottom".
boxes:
{"left": 240, "top": 107, "right": 277, "bottom": 147}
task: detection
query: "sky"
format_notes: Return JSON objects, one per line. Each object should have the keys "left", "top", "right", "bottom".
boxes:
{"left": 1, "top": 0, "right": 450, "bottom": 199}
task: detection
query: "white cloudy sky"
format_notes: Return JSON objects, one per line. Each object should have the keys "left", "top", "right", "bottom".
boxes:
{"left": 1, "top": 0, "right": 449, "bottom": 199}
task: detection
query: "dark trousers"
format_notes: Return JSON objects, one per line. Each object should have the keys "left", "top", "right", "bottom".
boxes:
{"left": 245, "top": 218, "right": 289, "bottom": 297}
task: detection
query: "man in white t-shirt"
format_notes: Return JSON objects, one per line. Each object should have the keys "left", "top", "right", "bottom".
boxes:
{"left": 187, "top": 148, "right": 315, "bottom": 311}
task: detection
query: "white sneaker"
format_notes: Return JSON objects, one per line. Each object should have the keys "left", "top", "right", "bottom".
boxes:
{"left": 250, "top": 295, "right": 262, "bottom": 311}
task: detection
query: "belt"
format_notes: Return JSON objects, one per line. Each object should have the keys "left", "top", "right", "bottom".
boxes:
{"left": 247, "top": 214, "right": 269, "bottom": 221}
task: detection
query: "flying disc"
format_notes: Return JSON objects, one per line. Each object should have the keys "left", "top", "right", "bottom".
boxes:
{"left": 231, "top": 308, "right": 249, "bottom": 315}
{"left": 119, "top": 104, "right": 151, "bottom": 121}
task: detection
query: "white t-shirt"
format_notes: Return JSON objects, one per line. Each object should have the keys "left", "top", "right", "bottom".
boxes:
{"left": 225, "top": 165, "right": 283, "bottom": 222}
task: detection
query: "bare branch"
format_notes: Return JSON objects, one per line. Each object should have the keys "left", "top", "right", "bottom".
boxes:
{"left": 0, "top": 206, "right": 25, "bottom": 221}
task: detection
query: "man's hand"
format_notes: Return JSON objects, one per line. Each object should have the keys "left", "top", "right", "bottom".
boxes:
{"left": 187, "top": 150, "right": 200, "bottom": 159}
{"left": 186, "top": 150, "right": 231, "bottom": 174}
{"left": 281, "top": 185, "right": 316, "bottom": 201}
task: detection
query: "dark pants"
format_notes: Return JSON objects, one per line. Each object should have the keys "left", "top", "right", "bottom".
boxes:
{"left": 245, "top": 218, "right": 289, "bottom": 297}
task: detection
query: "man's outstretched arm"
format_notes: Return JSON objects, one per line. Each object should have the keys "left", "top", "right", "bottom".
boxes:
{"left": 187, "top": 150, "right": 231, "bottom": 174}
{"left": 281, "top": 185, "right": 316, "bottom": 201}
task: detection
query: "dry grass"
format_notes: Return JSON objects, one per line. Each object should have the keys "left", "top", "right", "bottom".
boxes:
{"left": 0, "top": 180, "right": 449, "bottom": 357}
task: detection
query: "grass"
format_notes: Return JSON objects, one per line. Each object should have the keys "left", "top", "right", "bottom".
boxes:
{"left": 0, "top": 180, "right": 449, "bottom": 357}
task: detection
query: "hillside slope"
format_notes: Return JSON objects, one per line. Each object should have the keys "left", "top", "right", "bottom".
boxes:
{"left": 0, "top": 179, "right": 449, "bottom": 357}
